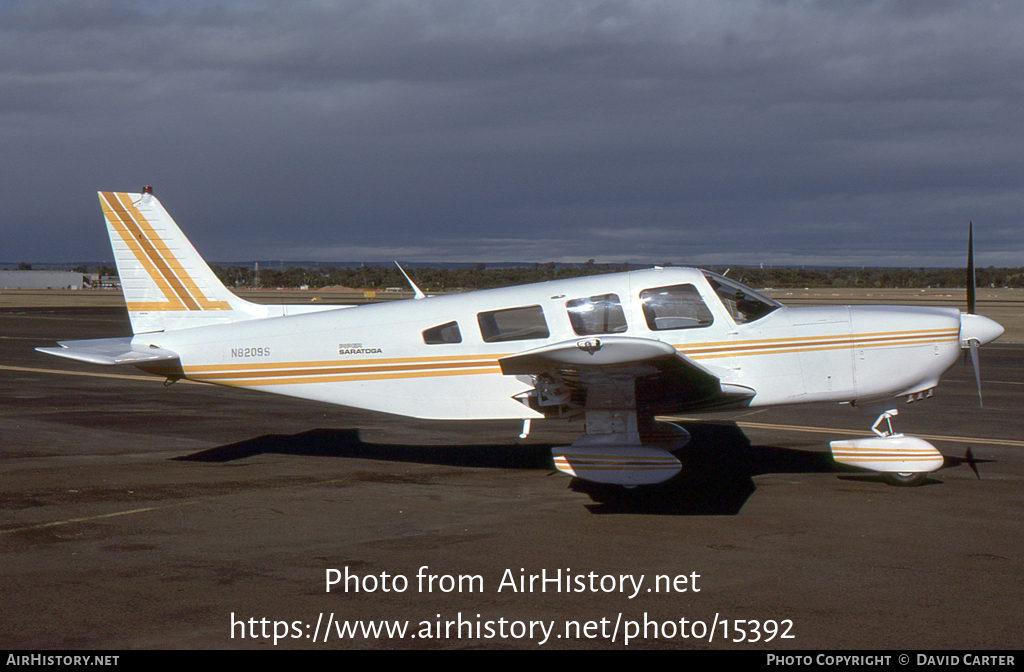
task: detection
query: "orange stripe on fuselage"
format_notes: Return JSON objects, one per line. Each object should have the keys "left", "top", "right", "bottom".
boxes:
{"left": 191, "top": 358, "right": 501, "bottom": 381}
{"left": 210, "top": 366, "right": 504, "bottom": 387}
{"left": 176, "top": 327, "right": 959, "bottom": 388}
{"left": 678, "top": 328, "right": 958, "bottom": 360}
{"left": 182, "top": 352, "right": 503, "bottom": 374}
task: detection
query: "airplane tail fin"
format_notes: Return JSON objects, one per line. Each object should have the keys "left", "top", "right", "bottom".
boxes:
{"left": 99, "top": 189, "right": 266, "bottom": 334}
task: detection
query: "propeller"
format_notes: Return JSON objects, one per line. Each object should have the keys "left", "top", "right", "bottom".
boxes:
{"left": 968, "top": 339, "right": 982, "bottom": 407}
{"left": 963, "top": 221, "right": 984, "bottom": 407}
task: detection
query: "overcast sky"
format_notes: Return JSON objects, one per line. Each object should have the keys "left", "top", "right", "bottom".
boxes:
{"left": 2, "top": 0, "right": 1021, "bottom": 267}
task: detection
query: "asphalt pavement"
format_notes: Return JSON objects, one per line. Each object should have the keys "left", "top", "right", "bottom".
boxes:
{"left": 2, "top": 305, "right": 1021, "bottom": 649}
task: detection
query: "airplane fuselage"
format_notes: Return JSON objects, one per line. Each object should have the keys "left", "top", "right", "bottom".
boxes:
{"left": 134, "top": 267, "right": 966, "bottom": 420}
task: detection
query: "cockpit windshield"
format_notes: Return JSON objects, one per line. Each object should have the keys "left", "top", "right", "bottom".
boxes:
{"left": 702, "top": 271, "right": 782, "bottom": 324}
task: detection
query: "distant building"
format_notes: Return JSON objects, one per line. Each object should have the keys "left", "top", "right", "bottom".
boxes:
{"left": 86, "top": 273, "right": 121, "bottom": 289}
{"left": 0, "top": 271, "right": 85, "bottom": 289}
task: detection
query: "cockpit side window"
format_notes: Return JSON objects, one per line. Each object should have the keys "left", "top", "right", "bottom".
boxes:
{"left": 566, "top": 294, "right": 628, "bottom": 336}
{"left": 477, "top": 305, "right": 550, "bottom": 343}
{"left": 639, "top": 284, "right": 714, "bottom": 330}
{"left": 702, "top": 272, "right": 781, "bottom": 324}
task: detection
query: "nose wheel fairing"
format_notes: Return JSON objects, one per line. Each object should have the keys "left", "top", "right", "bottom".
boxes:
{"left": 830, "top": 410, "right": 943, "bottom": 484}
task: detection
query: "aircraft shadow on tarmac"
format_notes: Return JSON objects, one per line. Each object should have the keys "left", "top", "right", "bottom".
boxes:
{"left": 175, "top": 421, "right": 982, "bottom": 516}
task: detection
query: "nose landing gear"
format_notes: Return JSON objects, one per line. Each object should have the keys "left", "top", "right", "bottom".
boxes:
{"left": 830, "top": 409, "right": 942, "bottom": 486}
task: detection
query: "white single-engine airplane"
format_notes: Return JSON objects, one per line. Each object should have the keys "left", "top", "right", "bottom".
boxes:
{"left": 39, "top": 190, "right": 1004, "bottom": 487}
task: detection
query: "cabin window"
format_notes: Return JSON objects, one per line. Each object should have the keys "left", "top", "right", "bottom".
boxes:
{"left": 477, "top": 305, "right": 550, "bottom": 343}
{"left": 702, "top": 272, "right": 781, "bottom": 324}
{"left": 566, "top": 294, "right": 628, "bottom": 336}
{"left": 639, "top": 284, "right": 714, "bottom": 330}
{"left": 423, "top": 321, "right": 462, "bottom": 344}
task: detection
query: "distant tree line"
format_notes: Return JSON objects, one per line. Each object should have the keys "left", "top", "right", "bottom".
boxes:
{"left": 206, "top": 262, "right": 1024, "bottom": 291}
{"left": 7, "top": 264, "right": 116, "bottom": 276}
{"left": 722, "top": 266, "right": 1024, "bottom": 290}
{"left": 210, "top": 261, "right": 637, "bottom": 290}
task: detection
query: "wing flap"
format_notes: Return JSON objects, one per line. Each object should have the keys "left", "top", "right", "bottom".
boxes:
{"left": 36, "top": 337, "right": 179, "bottom": 366}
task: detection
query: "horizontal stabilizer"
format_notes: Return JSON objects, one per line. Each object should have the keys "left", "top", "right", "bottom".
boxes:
{"left": 36, "top": 337, "right": 179, "bottom": 366}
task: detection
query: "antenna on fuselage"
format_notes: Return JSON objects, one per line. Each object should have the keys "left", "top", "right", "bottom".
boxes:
{"left": 395, "top": 262, "right": 426, "bottom": 300}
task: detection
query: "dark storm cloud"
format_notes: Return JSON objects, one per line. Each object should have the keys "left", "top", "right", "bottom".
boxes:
{"left": 1, "top": 0, "right": 1021, "bottom": 266}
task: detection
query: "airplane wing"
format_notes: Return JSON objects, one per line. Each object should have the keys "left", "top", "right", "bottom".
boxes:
{"left": 36, "top": 337, "right": 179, "bottom": 366}
{"left": 499, "top": 336, "right": 754, "bottom": 416}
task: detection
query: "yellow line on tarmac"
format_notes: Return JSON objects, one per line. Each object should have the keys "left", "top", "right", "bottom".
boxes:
{"left": 946, "top": 379, "right": 1024, "bottom": 386}
{"left": 661, "top": 417, "right": 1024, "bottom": 448}
{"left": 0, "top": 365, "right": 200, "bottom": 384}
{"left": 0, "top": 502, "right": 197, "bottom": 535}
{"left": 0, "top": 477, "right": 358, "bottom": 536}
